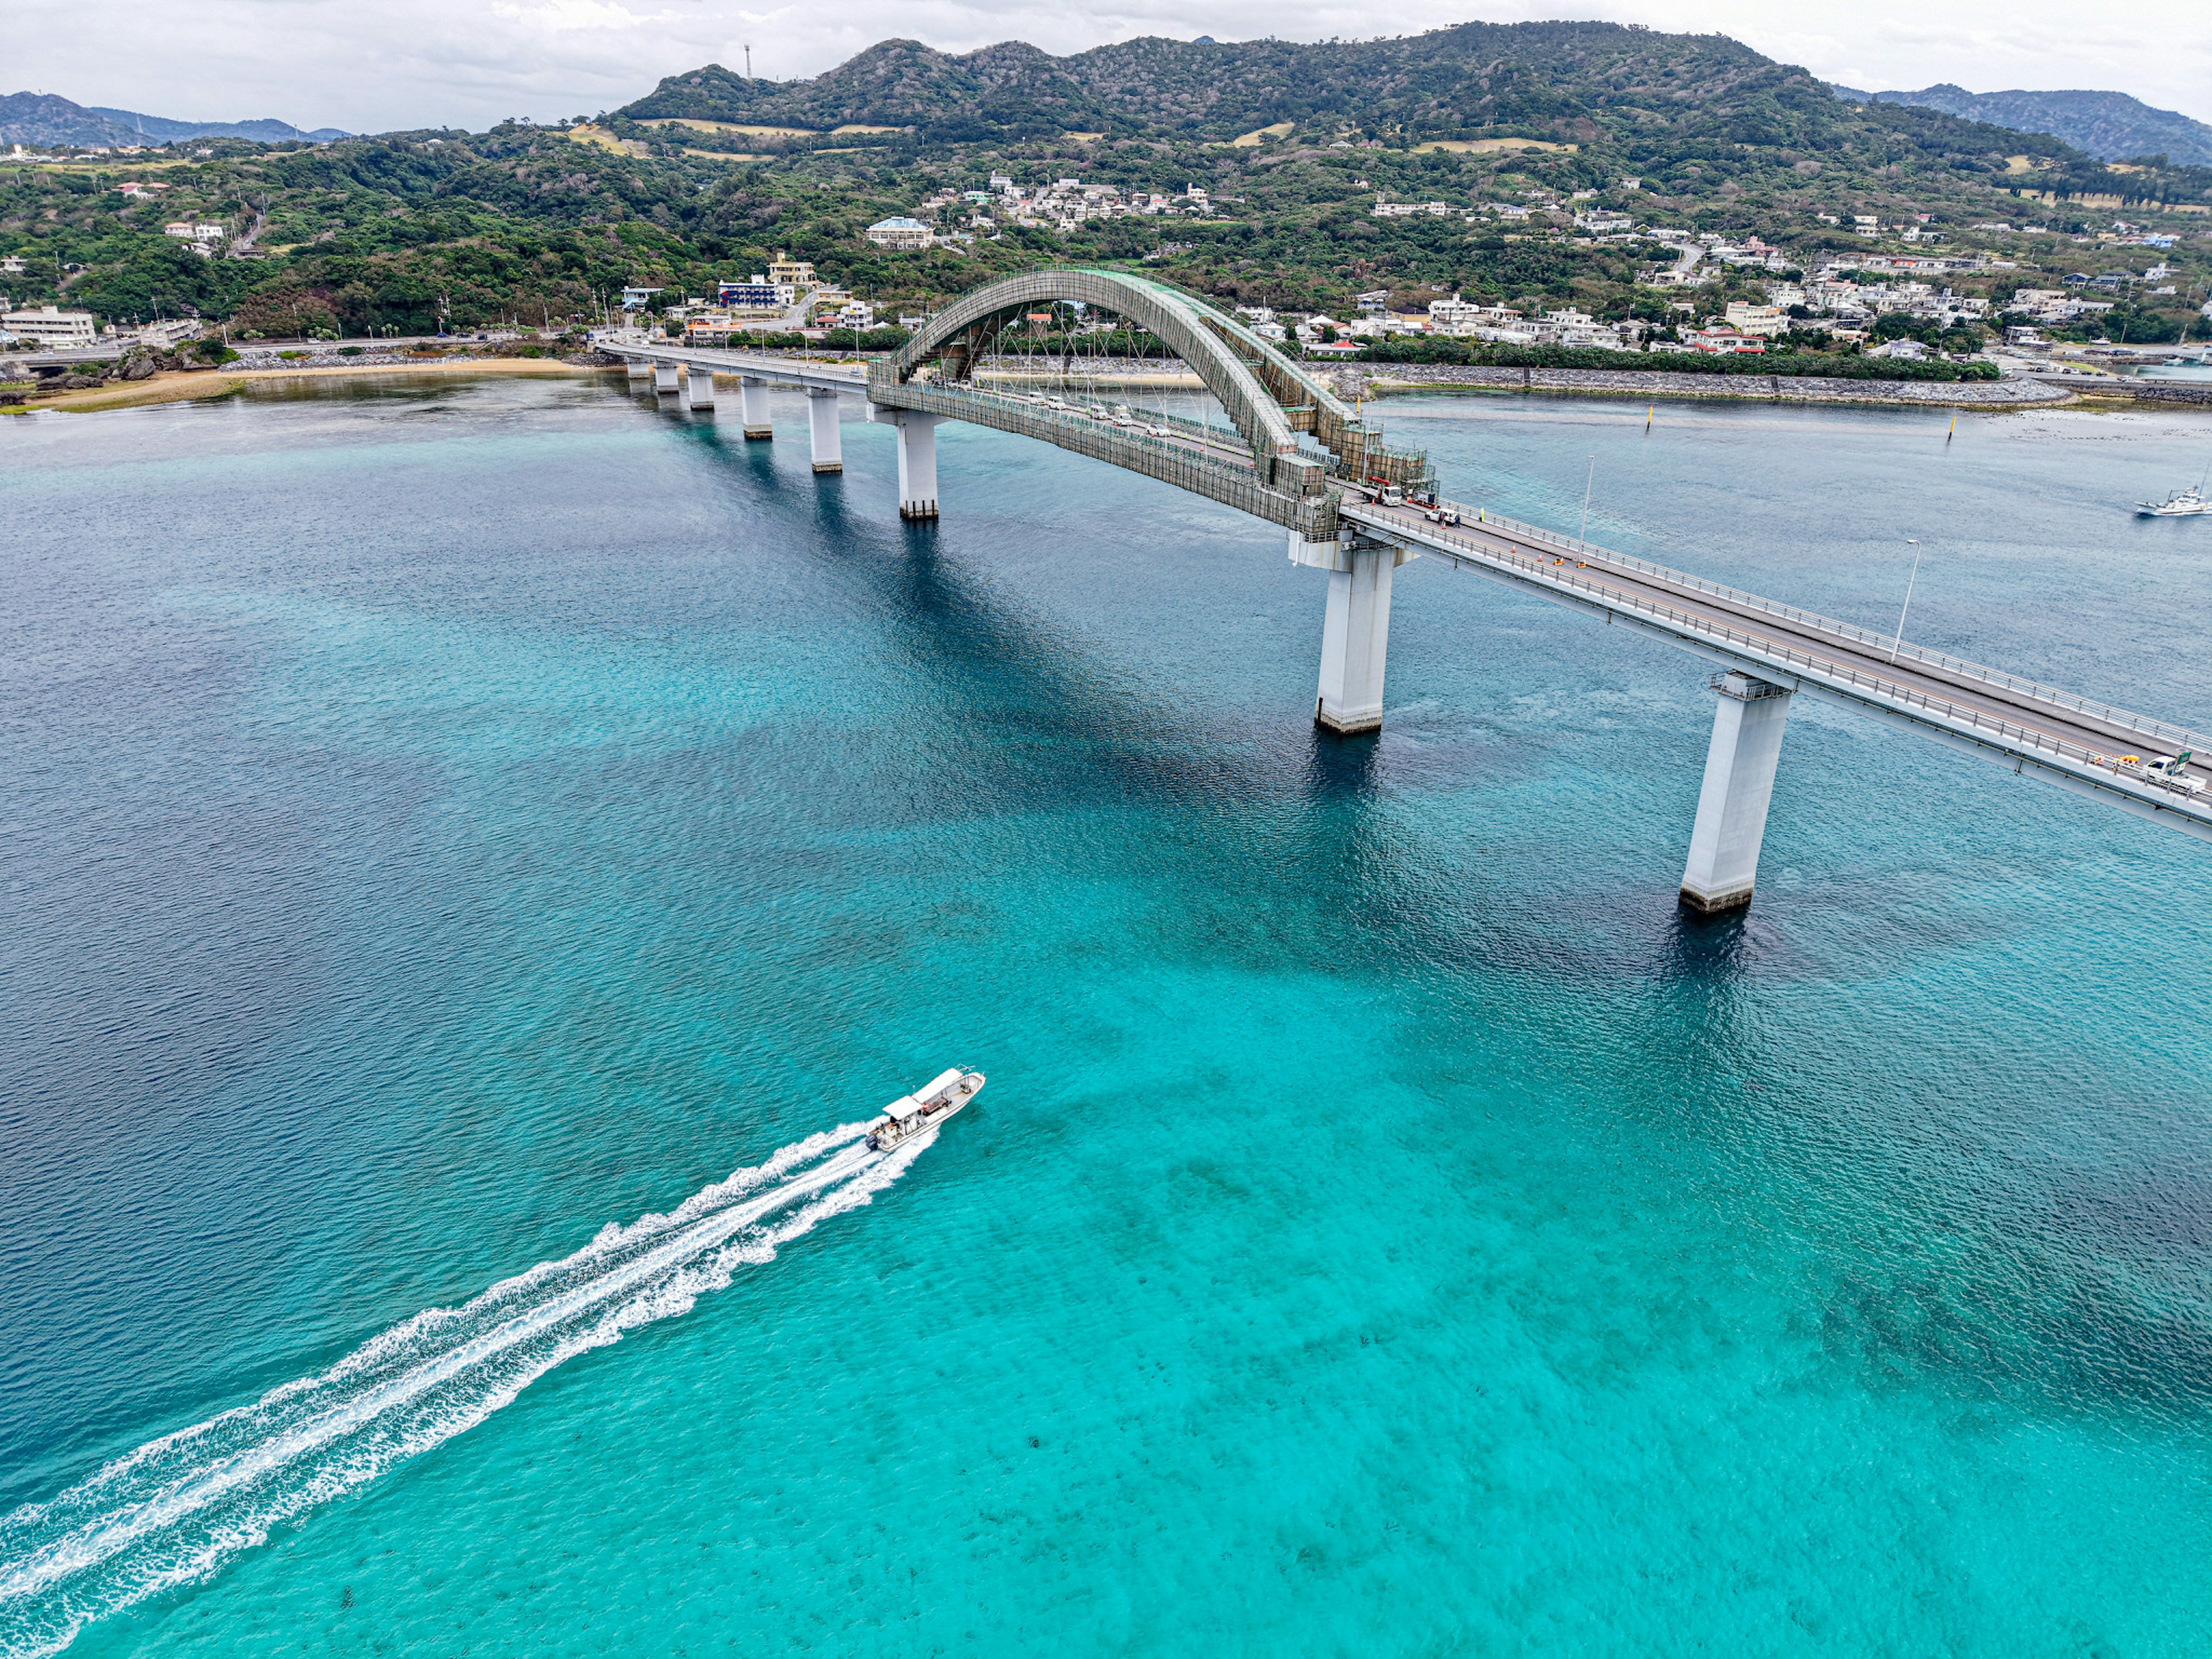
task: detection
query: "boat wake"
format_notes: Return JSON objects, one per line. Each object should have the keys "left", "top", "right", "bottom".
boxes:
{"left": 0, "top": 1119, "right": 930, "bottom": 1658}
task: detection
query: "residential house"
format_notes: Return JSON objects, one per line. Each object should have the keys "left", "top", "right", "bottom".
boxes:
{"left": 1684, "top": 327, "right": 1765, "bottom": 354}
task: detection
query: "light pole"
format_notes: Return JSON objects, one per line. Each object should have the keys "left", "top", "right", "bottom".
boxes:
{"left": 1578, "top": 454, "right": 1595, "bottom": 547}
{"left": 1890, "top": 539, "right": 1922, "bottom": 664}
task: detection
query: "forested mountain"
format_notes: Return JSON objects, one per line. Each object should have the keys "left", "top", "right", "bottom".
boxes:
{"left": 5, "top": 22, "right": 2207, "bottom": 350}
{"left": 88, "top": 108, "right": 351, "bottom": 143}
{"left": 623, "top": 25, "right": 2025, "bottom": 156}
{"left": 0, "top": 92, "right": 347, "bottom": 149}
{"left": 0, "top": 93, "right": 143, "bottom": 149}
{"left": 1830, "top": 83, "right": 2212, "bottom": 166}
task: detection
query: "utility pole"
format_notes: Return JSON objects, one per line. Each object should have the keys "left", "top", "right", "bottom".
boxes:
{"left": 1578, "top": 455, "right": 1595, "bottom": 547}
{"left": 744, "top": 44, "right": 753, "bottom": 79}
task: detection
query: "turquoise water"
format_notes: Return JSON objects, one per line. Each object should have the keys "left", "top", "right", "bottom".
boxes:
{"left": 4, "top": 377, "right": 2211, "bottom": 1657}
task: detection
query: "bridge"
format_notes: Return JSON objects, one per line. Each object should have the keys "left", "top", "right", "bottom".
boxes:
{"left": 601, "top": 267, "right": 2210, "bottom": 912}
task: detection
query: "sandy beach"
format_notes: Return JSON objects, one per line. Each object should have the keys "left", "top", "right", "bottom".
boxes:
{"left": 5, "top": 356, "right": 615, "bottom": 415}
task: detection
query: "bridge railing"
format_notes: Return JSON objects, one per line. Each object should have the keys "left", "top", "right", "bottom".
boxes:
{"left": 1380, "top": 516, "right": 2210, "bottom": 812}
{"left": 875, "top": 377, "right": 1335, "bottom": 536}
{"left": 1425, "top": 495, "right": 2212, "bottom": 757}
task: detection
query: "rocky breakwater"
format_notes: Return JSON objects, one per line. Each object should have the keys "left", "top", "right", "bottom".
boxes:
{"left": 22, "top": 344, "right": 191, "bottom": 395}
{"left": 1336, "top": 363, "right": 2075, "bottom": 409}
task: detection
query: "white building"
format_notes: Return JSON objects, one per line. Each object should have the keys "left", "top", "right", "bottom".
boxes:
{"left": 3, "top": 305, "right": 98, "bottom": 345}
{"left": 1428, "top": 294, "right": 1519, "bottom": 335}
{"left": 136, "top": 317, "right": 200, "bottom": 347}
{"left": 865, "top": 217, "right": 932, "bottom": 251}
{"left": 1723, "top": 302, "right": 1789, "bottom": 338}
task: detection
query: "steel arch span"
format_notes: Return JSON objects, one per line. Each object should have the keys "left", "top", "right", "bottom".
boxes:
{"left": 881, "top": 267, "right": 1428, "bottom": 498}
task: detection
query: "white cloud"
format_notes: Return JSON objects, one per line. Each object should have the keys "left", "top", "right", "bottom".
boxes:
{"left": 3, "top": 0, "right": 2206, "bottom": 134}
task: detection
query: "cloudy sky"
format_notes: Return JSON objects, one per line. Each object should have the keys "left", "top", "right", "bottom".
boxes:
{"left": 7, "top": 0, "right": 2208, "bottom": 134}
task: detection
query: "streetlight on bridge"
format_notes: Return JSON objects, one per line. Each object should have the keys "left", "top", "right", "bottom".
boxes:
{"left": 1890, "top": 539, "right": 1923, "bottom": 664}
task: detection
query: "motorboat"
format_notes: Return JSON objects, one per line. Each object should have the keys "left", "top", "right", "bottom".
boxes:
{"left": 2137, "top": 485, "right": 2207, "bottom": 517}
{"left": 866, "top": 1068, "right": 984, "bottom": 1152}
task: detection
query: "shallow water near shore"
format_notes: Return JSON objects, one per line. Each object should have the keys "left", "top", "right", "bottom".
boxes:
{"left": 3, "top": 377, "right": 2211, "bottom": 1657}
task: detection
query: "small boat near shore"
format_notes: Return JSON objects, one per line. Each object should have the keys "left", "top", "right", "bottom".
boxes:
{"left": 866, "top": 1068, "right": 984, "bottom": 1152}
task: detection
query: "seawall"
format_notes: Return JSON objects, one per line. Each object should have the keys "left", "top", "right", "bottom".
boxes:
{"left": 1334, "top": 363, "right": 2078, "bottom": 409}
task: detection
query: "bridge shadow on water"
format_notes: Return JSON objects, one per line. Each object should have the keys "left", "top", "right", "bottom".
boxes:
{"left": 661, "top": 393, "right": 1822, "bottom": 1012}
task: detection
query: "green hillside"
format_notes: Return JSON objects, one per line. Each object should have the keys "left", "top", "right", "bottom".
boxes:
{"left": 4, "top": 22, "right": 2208, "bottom": 350}
{"left": 623, "top": 25, "right": 2072, "bottom": 163}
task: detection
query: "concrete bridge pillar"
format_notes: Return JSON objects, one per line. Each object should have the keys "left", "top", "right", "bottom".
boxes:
{"left": 740, "top": 377, "right": 772, "bottom": 440}
{"left": 1315, "top": 547, "right": 1397, "bottom": 733}
{"left": 625, "top": 358, "right": 652, "bottom": 384}
{"left": 653, "top": 363, "right": 680, "bottom": 396}
{"left": 1293, "top": 530, "right": 1412, "bottom": 734}
{"left": 1679, "top": 672, "right": 1794, "bottom": 913}
{"left": 895, "top": 412, "right": 940, "bottom": 520}
{"left": 806, "top": 388, "right": 843, "bottom": 474}
{"left": 684, "top": 366, "right": 716, "bottom": 410}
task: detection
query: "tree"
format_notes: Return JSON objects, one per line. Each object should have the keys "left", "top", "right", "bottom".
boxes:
{"left": 232, "top": 287, "right": 340, "bottom": 338}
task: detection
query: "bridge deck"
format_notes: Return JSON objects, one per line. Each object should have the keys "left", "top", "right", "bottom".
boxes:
{"left": 1343, "top": 498, "right": 2212, "bottom": 840}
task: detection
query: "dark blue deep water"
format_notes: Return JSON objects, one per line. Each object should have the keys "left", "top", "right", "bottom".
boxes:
{"left": 4, "top": 375, "right": 2211, "bottom": 1656}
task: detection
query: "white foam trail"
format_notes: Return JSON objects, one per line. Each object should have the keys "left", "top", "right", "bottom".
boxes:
{"left": 0, "top": 1119, "right": 927, "bottom": 1659}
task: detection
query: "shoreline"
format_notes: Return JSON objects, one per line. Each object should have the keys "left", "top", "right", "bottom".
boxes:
{"left": 13, "top": 353, "right": 2206, "bottom": 421}
{"left": 5, "top": 357, "right": 613, "bottom": 415}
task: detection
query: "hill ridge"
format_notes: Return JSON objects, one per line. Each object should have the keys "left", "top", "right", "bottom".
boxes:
{"left": 1828, "top": 81, "right": 2212, "bottom": 165}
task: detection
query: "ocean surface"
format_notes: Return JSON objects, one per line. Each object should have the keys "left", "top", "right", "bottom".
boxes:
{"left": 4, "top": 373, "right": 2211, "bottom": 1657}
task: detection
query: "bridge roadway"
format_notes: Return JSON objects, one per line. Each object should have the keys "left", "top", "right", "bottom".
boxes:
{"left": 1342, "top": 495, "right": 2212, "bottom": 843}
{"left": 607, "top": 338, "right": 1335, "bottom": 533}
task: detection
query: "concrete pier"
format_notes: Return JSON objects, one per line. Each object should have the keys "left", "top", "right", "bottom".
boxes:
{"left": 806, "top": 389, "right": 843, "bottom": 474}
{"left": 626, "top": 359, "right": 652, "bottom": 384}
{"left": 1679, "top": 671, "right": 1794, "bottom": 912}
{"left": 740, "top": 377, "right": 772, "bottom": 440}
{"left": 684, "top": 367, "right": 716, "bottom": 410}
{"left": 895, "top": 412, "right": 940, "bottom": 520}
{"left": 1314, "top": 543, "right": 1399, "bottom": 734}
{"left": 653, "top": 363, "right": 680, "bottom": 396}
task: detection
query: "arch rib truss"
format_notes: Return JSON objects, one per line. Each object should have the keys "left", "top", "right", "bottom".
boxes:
{"left": 870, "top": 267, "right": 1431, "bottom": 533}
{"left": 892, "top": 268, "right": 1301, "bottom": 474}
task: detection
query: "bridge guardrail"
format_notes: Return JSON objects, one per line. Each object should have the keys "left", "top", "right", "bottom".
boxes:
{"left": 1355, "top": 509, "right": 2211, "bottom": 815}
{"left": 876, "top": 378, "right": 1335, "bottom": 536}
{"left": 1427, "top": 497, "right": 2212, "bottom": 757}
